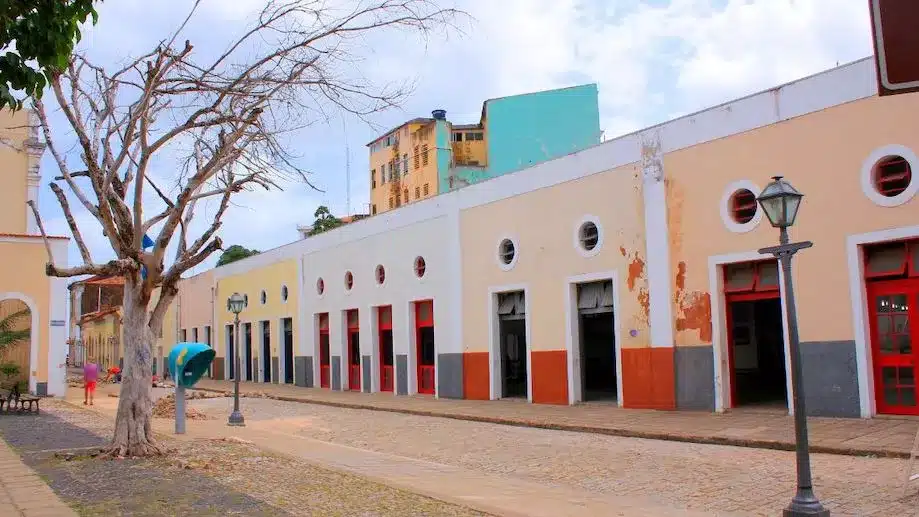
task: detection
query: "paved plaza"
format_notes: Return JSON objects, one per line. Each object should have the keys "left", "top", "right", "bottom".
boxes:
{"left": 2, "top": 382, "right": 918, "bottom": 516}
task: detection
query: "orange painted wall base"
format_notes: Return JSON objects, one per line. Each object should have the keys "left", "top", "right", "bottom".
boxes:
{"left": 463, "top": 351, "right": 490, "bottom": 400}
{"left": 531, "top": 350, "right": 568, "bottom": 405}
{"left": 620, "top": 347, "right": 675, "bottom": 410}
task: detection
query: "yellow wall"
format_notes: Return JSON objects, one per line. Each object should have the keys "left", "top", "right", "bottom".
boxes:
{"left": 176, "top": 269, "right": 215, "bottom": 343}
{"left": 460, "top": 163, "right": 648, "bottom": 353}
{"left": 668, "top": 93, "right": 919, "bottom": 345}
{"left": 215, "top": 259, "right": 299, "bottom": 362}
{"left": 80, "top": 312, "right": 121, "bottom": 367}
{"left": 369, "top": 121, "right": 438, "bottom": 214}
{"left": 0, "top": 241, "right": 50, "bottom": 382}
{"left": 451, "top": 127, "right": 487, "bottom": 167}
{"left": 0, "top": 109, "right": 31, "bottom": 234}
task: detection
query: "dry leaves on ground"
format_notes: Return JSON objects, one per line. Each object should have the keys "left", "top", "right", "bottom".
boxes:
{"left": 152, "top": 393, "right": 210, "bottom": 420}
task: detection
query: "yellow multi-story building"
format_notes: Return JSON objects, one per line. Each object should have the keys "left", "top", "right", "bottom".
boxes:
{"left": 368, "top": 117, "right": 441, "bottom": 214}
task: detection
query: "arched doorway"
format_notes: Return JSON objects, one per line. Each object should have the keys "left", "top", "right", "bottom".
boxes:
{"left": 0, "top": 298, "right": 32, "bottom": 390}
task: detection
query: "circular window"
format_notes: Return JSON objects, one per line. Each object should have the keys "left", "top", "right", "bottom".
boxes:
{"left": 281, "top": 285, "right": 288, "bottom": 302}
{"left": 861, "top": 145, "right": 919, "bottom": 207}
{"left": 260, "top": 290, "right": 267, "bottom": 304}
{"left": 414, "top": 256, "right": 426, "bottom": 278}
{"left": 344, "top": 271, "right": 354, "bottom": 291}
{"left": 728, "top": 189, "right": 757, "bottom": 224}
{"left": 316, "top": 278, "right": 324, "bottom": 296}
{"left": 497, "top": 238, "right": 517, "bottom": 270}
{"left": 720, "top": 180, "right": 763, "bottom": 233}
{"left": 375, "top": 264, "right": 386, "bottom": 285}
{"left": 580, "top": 222, "right": 599, "bottom": 249}
{"left": 574, "top": 216, "right": 603, "bottom": 257}
{"left": 873, "top": 155, "right": 912, "bottom": 198}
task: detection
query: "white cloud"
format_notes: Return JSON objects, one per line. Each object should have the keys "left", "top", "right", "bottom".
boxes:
{"left": 36, "top": 0, "right": 876, "bottom": 274}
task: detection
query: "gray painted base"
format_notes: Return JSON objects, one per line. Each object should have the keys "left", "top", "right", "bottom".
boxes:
{"left": 396, "top": 355, "right": 408, "bottom": 395}
{"left": 35, "top": 382, "right": 48, "bottom": 397}
{"left": 294, "top": 356, "right": 313, "bottom": 387}
{"left": 437, "top": 353, "right": 463, "bottom": 399}
{"left": 800, "top": 340, "right": 860, "bottom": 418}
{"left": 331, "top": 356, "right": 342, "bottom": 390}
{"left": 362, "top": 355, "right": 372, "bottom": 393}
{"left": 675, "top": 346, "right": 714, "bottom": 411}
{"left": 271, "top": 357, "right": 279, "bottom": 384}
{"left": 252, "top": 359, "right": 258, "bottom": 382}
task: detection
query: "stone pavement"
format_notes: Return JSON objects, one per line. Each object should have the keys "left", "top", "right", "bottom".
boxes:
{"left": 193, "top": 379, "right": 919, "bottom": 458}
{"left": 68, "top": 387, "right": 728, "bottom": 517}
{"left": 0, "top": 437, "right": 78, "bottom": 517}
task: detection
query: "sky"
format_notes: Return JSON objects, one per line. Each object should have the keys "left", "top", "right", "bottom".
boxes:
{"left": 36, "top": 0, "right": 875, "bottom": 277}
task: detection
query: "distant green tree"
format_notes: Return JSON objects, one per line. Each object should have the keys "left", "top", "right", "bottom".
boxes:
{"left": 216, "top": 245, "right": 260, "bottom": 267}
{"left": 0, "top": 0, "right": 101, "bottom": 110}
{"left": 307, "top": 205, "right": 343, "bottom": 236}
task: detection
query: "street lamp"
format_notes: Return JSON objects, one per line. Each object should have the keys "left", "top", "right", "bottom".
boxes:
{"left": 756, "top": 176, "right": 829, "bottom": 517}
{"left": 227, "top": 292, "right": 246, "bottom": 427}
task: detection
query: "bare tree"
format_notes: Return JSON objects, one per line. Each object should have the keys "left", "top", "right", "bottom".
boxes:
{"left": 27, "top": 0, "right": 462, "bottom": 457}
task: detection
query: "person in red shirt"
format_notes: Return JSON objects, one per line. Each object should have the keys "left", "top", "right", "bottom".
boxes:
{"left": 83, "top": 358, "right": 99, "bottom": 405}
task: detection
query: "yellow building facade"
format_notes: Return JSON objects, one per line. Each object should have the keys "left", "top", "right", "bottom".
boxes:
{"left": 368, "top": 119, "right": 440, "bottom": 214}
{"left": 0, "top": 109, "right": 69, "bottom": 396}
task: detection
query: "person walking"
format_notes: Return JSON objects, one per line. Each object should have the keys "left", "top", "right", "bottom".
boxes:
{"left": 83, "top": 358, "right": 99, "bottom": 406}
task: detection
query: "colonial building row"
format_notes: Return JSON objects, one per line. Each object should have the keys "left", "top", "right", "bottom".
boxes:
{"left": 156, "top": 57, "right": 919, "bottom": 419}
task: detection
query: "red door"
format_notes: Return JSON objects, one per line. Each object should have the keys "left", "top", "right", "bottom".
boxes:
{"left": 723, "top": 260, "right": 780, "bottom": 408}
{"left": 865, "top": 239, "right": 919, "bottom": 415}
{"left": 347, "top": 309, "right": 361, "bottom": 391}
{"left": 868, "top": 279, "right": 919, "bottom": 415}
{"left": 318, "top": 313, "right": 330, "bottom": 389}
{"left": 378, "top": 306, "right": 394, "bottom": 392}
{"left": 415, "top": 300, "right": 435, "bottom": 395}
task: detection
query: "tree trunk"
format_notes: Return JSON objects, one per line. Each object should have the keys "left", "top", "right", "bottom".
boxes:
{"left": 105, "top": 277, "right": 162, "bottom": 457}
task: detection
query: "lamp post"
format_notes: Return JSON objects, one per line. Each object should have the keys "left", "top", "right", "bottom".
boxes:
{"left": 756, "top": 176, "right": 829, "bottom": 517}
{"left": 227, "top": 292, "right": 246, "bottom": 427}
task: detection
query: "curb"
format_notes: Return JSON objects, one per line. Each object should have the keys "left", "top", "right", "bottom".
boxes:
{"left": 191, "top": 386, "right": 909, "bottom": 460}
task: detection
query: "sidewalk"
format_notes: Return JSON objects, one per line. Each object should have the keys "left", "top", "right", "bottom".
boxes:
{"left": 193, "top": 379, "right": 919, "bottom": 458}
{"left": 0, "top": 438, "right": 78, "bottom": 517}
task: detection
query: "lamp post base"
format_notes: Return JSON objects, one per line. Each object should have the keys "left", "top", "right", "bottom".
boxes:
{"left": 783, "top": 496, "right": 830, "bottom": 517}
{"left": 227, "top": 410, "right": 246, "bottom": 427}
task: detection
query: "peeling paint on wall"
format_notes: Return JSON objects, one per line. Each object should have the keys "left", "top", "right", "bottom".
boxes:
{"left": 673, "top": 261, "right": 713, "bottom": 344}
{"left": 620, "top": 245, "right": 650, "bottom": 326}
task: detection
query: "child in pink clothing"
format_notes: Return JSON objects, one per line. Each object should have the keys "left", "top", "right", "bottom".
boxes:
{"left": 83, "top": 360, "right": 99, "bottom": 405}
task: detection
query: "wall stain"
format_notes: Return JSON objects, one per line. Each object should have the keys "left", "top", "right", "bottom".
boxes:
{"left": 620, "top": 245, "right": 650, "bottom": 325}
{"left": 673, "top": 261, "right": 713, "bottom": 344}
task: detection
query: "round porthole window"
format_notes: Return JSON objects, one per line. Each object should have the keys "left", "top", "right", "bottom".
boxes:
{"left": 728, "top": 189, "right": 757, "bottom": 224}
{"left": 375, "top": 264, "right": 386, "bottom": 285}
{"left": 281, "top": 285, "right": 288, "bottom": 302}
{"left": 497, "top": 238, "right": 517, "bottom": 270}
{"left": 260, "top": 290, "right": 267, "bottom": 304}
{"left": 414, "top": 256, "right": 426, "bottom": 278}
{"left": 316, "top": 278, "right": 324, "bottom": 296}
{"left": 579, "top": 221, "right": 599, "bottom": 250}
{"left": 873, "top": 155, "right": 912, "bottom": 198}
{"left": 344, "top": 271, "right": 354, "bottom": 291}
{"left": 861, "top": 145, "right": 919, "bottom": 207}
{"left": 720, "top": 180, "right": 763, "bottom": 233}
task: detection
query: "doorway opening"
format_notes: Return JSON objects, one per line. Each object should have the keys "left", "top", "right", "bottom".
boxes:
{"left": 282, "top": 318, "right": 293, "bottom": 384}
{"left": 261, "top": 320, "right": 271, "bottom": 383}
{"left": 378, "top": 306, "right": 394, "bottom": 392}
{"left": 724, "top": 260, "right": 787, "bottom": 408}
{"left": 496, "top": 291, "right": 527, "bottom": 399}
{"left": 864, "top": 239, "right": 919, "bottom": 415}
{"left": 243, "top": 322, "right": 253, "bottom": 381}
{"left": 577, "top": 280, "right": 616, "bottom": 401}
{"left": 346, "top": 309, "right": 360, "bottom": 391}
{"left": 226, "top": 324, "right": 234, "bottom": 380}
{"left": 318, "top": 313, "right": 330, "bottom": 388}
{"left": 415, "top": 300, "right": 435, "bottom": 395}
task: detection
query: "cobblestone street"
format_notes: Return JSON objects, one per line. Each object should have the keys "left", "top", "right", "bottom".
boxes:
{"left": 190, "top": 396, "right": 919, "bottom": 516}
